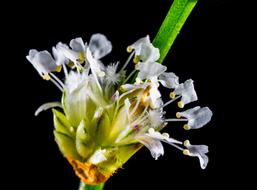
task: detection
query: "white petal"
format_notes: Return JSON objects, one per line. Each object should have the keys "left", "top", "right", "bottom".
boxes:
{"left": 138, "top": 135, "right": 164, "bottom": 160}
{"left": 65, "top": 70, "right": 89, "bottom": 94}
{"left": 52, "top": 47, "right": 68, "bottom": 66}
{"left": 137, "top": 62, "right": 167, "bottom": 80}
{"left": 130, "top": 36, "right": 150, "bottom": 50}
{"left": 86, "top": 48, "right": 105, "bottom": 77}
{"left": 69, "top": 37, "right": 86, "bottom": 52}
{"left": 89, "top": 149, "right": 107, "bottom": 164}
{"left": 159, "top": 72, "right": 179, "bottom": 89}
{"left": 180, "top": 106, "right": 213, "bottom": 129}
{"left": 35, "top": 102, "right": 62, "bottom": 116}
{"left": 56, "top": 42, "right": 79, "bottom": 63}
{"left": 89, "top": 33, "right": 112, "bottom": 59}
{"left": 148, "top": 77, "right": 162, "bottom": 109}
{"left": 185, "top": 143, "right": 209, "bottom": 169}
{"left": 174, "top": 79, "right": 198, "bottom": 107}
{"left": 26, "top": 49, "right": 57, "bottom": 77}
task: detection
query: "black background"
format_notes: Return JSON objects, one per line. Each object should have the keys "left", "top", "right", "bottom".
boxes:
{"left": 2, "top": 0, "right": 250, "bottom": 189}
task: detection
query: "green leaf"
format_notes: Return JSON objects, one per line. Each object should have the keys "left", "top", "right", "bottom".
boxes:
{"left": 79, "top": 182, "right": 105, "bottom": 190}
{"left": 153, "top": 0, "right": 198, "bottom": 63}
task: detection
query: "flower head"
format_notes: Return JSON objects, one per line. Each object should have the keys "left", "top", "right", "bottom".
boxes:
{"left": 27, "top": 34, "right": 212, "bottom": 185}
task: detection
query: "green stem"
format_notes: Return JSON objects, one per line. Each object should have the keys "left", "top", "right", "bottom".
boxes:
{"left": 153, "top": 0, "right": 199, "bottom": 63}
{"left": 78, "top": 181, "right": 105, "bottom": 190}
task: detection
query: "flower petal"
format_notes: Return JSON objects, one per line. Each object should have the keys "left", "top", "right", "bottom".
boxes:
{"left": 174, "top": 79, "right": 198, "bottom": 107}
{"left": 137, "top": 62, "right": 167, "bottom": 80}
{"left": 26, "top": 49, "right": 57, "bottom": 78}
{"left": 70, "top": 37, "right": 86, "bottom": 52}
{"left": 159, "top": 72, "right": 179, "bottom": 89}
{"left": 180, "top": 106, "right": 213, "bottom": 129}
{"left": 89, "top": 33, "right": 112, "bottom": 59}
{"left": 138, "top": 135, "right": 164, "bottom": 160}
{"left": 147, "top": 128, "right": 182, "bottom": 144}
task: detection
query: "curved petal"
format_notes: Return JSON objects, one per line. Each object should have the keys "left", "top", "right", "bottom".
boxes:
{"left": 89, "top": 33, "right": 112, "bottom": 59}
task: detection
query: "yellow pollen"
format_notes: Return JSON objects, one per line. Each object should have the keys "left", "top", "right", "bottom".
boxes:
{"left": 169, "top": 92, "right": 176, "bottom": 99}
{"left": 120, "top": 85, "right": 126, "bottom": 92}
{"left": 183, "top": 140, "right": 190, "bottom": 146}
{"left": 127, "top": 46, "right": 133, "bottom": 53}
{"left": 178, "top": 101, "right": 184, "bottom": 108}
{"left": 176, "top": 112, "right": 181, "bottom": 118}
{"left": 183, "top": 149, "right": 190, "bottom": 155}
{"left": 79, "top": 52, "right": 85, "bottom": 64}
{"left": 183, "top": 124, "right": 191, "bottom": 130}
{"left": 43, "top": 74, "right": 51, "bottom": 80}
{"left": 55, "top": 65, "right": 62, "bottom": 72}
{"left": 133, "top": 55, "right": 140, "bottom": 64}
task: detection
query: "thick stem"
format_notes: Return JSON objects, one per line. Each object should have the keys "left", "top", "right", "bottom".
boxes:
{"left": 78, "top": 181, "right": 105, "bottom": 190}
{"left": 153, "top": 0, "right": 199, "bottom": 63}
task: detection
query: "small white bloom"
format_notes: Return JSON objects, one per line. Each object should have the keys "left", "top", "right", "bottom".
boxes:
{"left": 56, "top": 42, "right": 79, "bottom": 64}
{"left": 159, "top": 72, "right": 179, "bottom": 89}
{"left": 183, "top": 140, "right": 209, "bottom": 169}
{"left": 137, "top": 135, "right": 164, "bottom": 160}
{"left": 26, "top": 49, "right": 58, "bottom": 80}
{"left": 136, "top": 61, "right": 167, "bottom": 81}
{"left": 178, "top": 106, "right": 213, "bottom": 129}
{"left": 89, "top": 33, "right": 112, "bottom": 59}
{"left": 128, "top": 35, "right": 160, "bottom": 63}
{"left": 174, "top": 79, "right": 198, "bottom": 108}
{"left": 70, "top": 37, "right": 86, "bottom": 53}
{"left": 52, "top": 46, "right": 68, "bottom": 66}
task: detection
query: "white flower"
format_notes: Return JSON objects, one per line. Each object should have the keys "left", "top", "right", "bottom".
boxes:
{"left": 136, "top": 62, "right": 167, "bottom": 81}
{"left": 28, "top": 33, "right": 213, "bottom": 184}
{"left": 128, "top": 35, "right": 160, "bottom": 63}
{"left": 174, "top": 79, "right": 198, "bottom": 108}
{"left": 177, "top": 106, "right": 213, "bottom": 130}
{"left": 183, "top": 140, "right": 209, "bottom": 169}
{"left": 137, "top": 135, "right": 164, "bottom": 160}
{"left": 89, "top": 33, "right": 112, "bottom": 59}
{"left": 26, "top": 49, "right": 60, "bottom": 80}
{"left": 159, "top": 72, "right": 179, "bottom": 89}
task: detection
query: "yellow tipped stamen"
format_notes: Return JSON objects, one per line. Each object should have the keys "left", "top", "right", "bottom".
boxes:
{"left": 55, "top": 65, "right": 62, "bottom": 72}
{"left": 169, "top": 92, "right": 176, "bottom": 99}
{"left": 120, "top": 85, "right": 126, "bottom": 92}
{"left": 43, "top": 74, "right": 51, "bottom": 80}
{"left": 176, "top": 112, "right": 181, "bottom": 118}
{"left": 178, "top": 101, "right": 184, "bottom": 108}
{"left": 127, "top": 46, "right": 133, "bottom": 53}
{"left": 183, "top": 140, "right": 190, "bottom": 147}
{"left": 183, "top": 149, "right": 190, "bottom": 155}
{"left": 133, "top": 55, "right": 140, "bottom": 64}
{"left": 183, "top": 124, "right": 191, "bottom": 130}
{"left": 79, "top": 52, "right": 85, "bottom": 64}
{"left": 162, "top": 133, "right": 169, "bottom": 138}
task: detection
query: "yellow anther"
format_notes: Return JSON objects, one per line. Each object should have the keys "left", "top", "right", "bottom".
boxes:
{"left": 178, "top": 101, "right": 184, "bottom": 108}
{"left": 133, "top": 55, "right": 140, "bottom": 64}
{"left": 70, "top": 127, "right": 75, "bottom": 133}
{"left": 55, "top": 65, "right": 62, "bottom": 72}
{"left": 127, "top": 46, "right": 133, "bottom": 53}
{"left": 162, "top": 133, "right": 169, "bottom": 138}
{"left": 79, "top": 52, "right": 85, "bottom": 64}
{"left": 183, "top": 149, "right": 190, "bottom": 155}
{"left": 176, "top": 112, "right": 181, "bottom": 118}
{"left": 120, "top": 85, "right": 126, "bottom": 92}
{"left": 169, "top": 92, "right": 176, "bottom": 99}
{"left": 43, "top": 74, "right": 51, "bottom": 80}
{"left": 183, "top": 140, "right": 190, "bottom": 147}
{"left": 183, "top": 124, "right": 191, "bottom": 130}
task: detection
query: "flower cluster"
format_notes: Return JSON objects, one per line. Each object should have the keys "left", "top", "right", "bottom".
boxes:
{"left": 27, "top": 34, "right": 212, "bottom": 185}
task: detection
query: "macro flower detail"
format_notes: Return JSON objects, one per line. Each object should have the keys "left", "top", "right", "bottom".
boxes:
{"left": 27, "top": 33, "right": 212, "bottom": 185}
